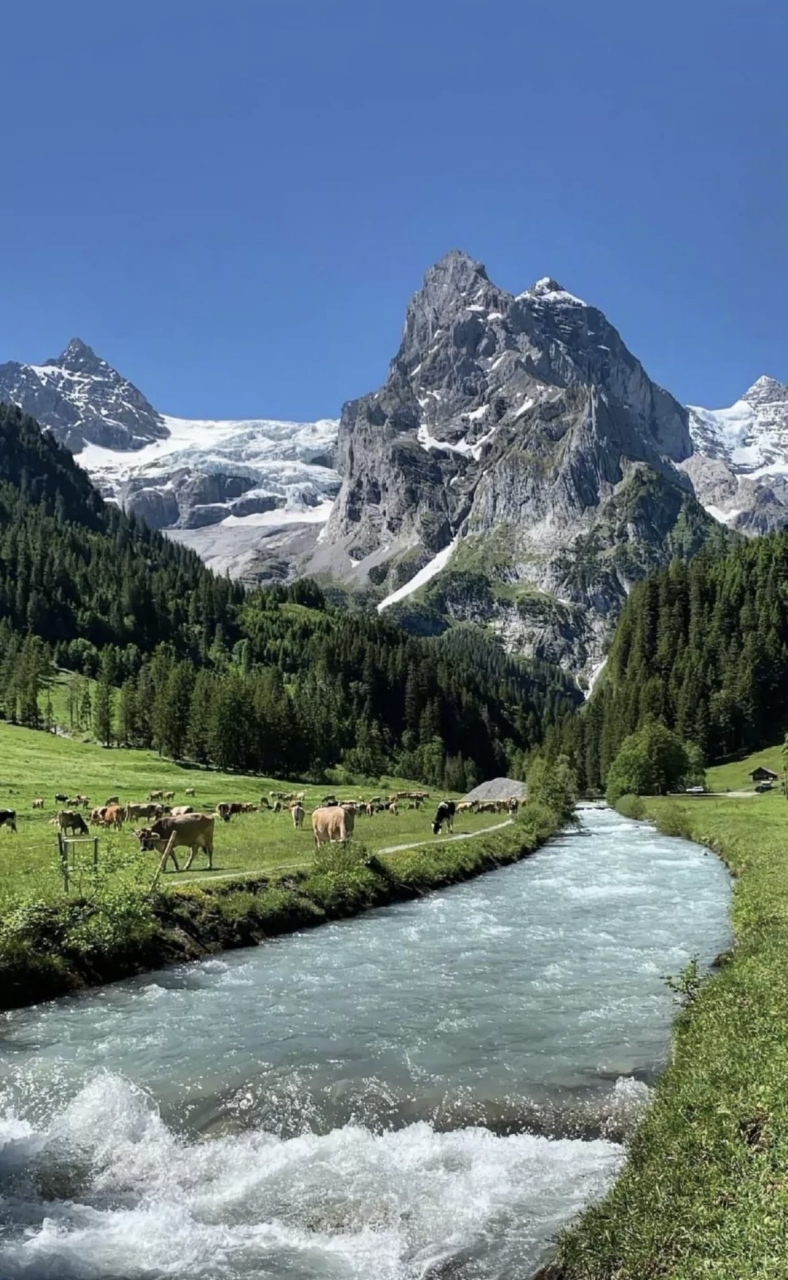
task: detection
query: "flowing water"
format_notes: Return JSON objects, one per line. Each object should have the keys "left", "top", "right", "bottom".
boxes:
{"left": 0, "top": 807, "right": 731, "bottom": 1279}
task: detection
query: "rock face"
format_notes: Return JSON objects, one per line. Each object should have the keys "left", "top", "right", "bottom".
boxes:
{"left": 0, "top": 338, "right": 167, "bottom": 451}
{"left": 311, "top": 250, "right": 721, "bottom": 674}
{"left": 684, "top": 376, "right": 788, "bottom": 532}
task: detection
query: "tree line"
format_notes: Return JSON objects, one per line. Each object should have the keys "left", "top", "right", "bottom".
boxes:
{"left": 540, "top": 531, "right": 788, "bottom": 793}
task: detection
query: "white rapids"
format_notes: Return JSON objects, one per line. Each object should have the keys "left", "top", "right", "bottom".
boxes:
{"left": 0, "top": 808, "right": 731, "bottom": 1279}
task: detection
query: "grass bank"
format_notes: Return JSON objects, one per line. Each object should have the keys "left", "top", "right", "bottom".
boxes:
{"left": 540, "top": 788, "right": 788, "bottom": 1280}
{"left": 0, "top": 805, "right": 559, "bottom": 1011}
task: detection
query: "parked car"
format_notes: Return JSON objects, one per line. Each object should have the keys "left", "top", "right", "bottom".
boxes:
{"left": 685, "top": 785, "right": 706, "bottom": 794}
{"left": 755, "top": 781, "right": 774, "bottom": 793}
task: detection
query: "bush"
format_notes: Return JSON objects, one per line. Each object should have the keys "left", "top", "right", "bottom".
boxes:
{"left": 312, "top": 840, "right": 372, "bottom": 874}
{"left": 615, "top": 794, "right": 647, "bottom": 820}
{"left": 653, "top": 800, "right": 693, "bottom": 840}
{"left": 518, "top": 801, "right": 558, "bottom": 842}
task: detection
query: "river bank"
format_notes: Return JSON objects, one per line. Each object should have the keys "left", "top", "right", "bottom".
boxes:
{"left": 0, "top": 807, "right": 558, "bottom": 1012}
{"left": 539, "top": 793, "right": 787, "bottom": 1280}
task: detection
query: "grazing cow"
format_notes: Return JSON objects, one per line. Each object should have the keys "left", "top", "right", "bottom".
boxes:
{"left": 75, "top": 794, "right": 90, "bottom": 809}
{"left": 259, "top": 796, "right": 272, "bottom": 810}
{"left": 135, "top": 814, "right": 215, "bottom": 872}
{"left": 105, "top": 796, "right": 120, "bottom": 807}
{"left": 90, "top": 807, "right": 106, "bottom": 825}
{"left": 32, "top": 798, "right": 44, "bottom": 810}
{"left": 170, "top": 805, "right": 194, "bottom": 817}
{"left": 507, "top": 797, "right": 519, "bottom": 815}
{"left": 148, "top": 790, "right": 164, "bottom": 802}
{"left": 216, "top": 803, "right": 231, "bottom": 823}
{"left": 125, "top": 802, "right": 163, "bottom": 823}
{"left": 0, "top": 809, "right": 17, "bottom": 832}
{"left": 184, "top": 787, "right": 196, "bottom": 797}
{"left": 291, "top": 802, "right": 305, "bottom": 829}
{"left": 432, "top": 801, "right": 456, "bottom": 836}
{"left": 54, "top": 793, "right": 69, "bottom": 804}
{"left": 456, "top": 801, "right": 474, "bottom": 814}
{"left": 216, "top": 802, "right": 247, "bottom": 822}
{"left": 387, "top": 801, "right": 398, "bottom": 816}
{"left": 321, "top": 794, "right": 338, "bottom": 806}
{"left": 59, "top": 810, "right": 89, "bottom": 836}
{"left": 272, "top": 800, "right": 283, "bottom": 814}
{"left": 162, "top": 791, "right": 175, "bottom": 801}
{"left": 101, "top": 805, "right": 124, "bottom": 830}
{"left": 311, "top": 805, "right": 355, "bottom": 846}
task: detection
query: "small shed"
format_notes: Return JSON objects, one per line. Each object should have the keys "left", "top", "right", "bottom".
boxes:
{"left": 749, "top": 767, "right": 778, "bottom": 783}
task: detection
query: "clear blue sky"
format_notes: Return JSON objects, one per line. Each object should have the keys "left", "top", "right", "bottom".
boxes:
{"left": 2, "top": 0, "right": 786, "bottom": 421}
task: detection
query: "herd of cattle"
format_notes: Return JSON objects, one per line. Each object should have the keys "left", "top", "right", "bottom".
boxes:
{"left": 0, "top": 786, "right": 522, "bottom": 874}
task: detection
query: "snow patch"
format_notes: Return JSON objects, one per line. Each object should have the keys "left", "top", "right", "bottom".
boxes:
{"left": 377, "top": 538, "right": 460, "bottom": 611}
{"left": 219, "top": 501, "right": 335, "bottom": 529}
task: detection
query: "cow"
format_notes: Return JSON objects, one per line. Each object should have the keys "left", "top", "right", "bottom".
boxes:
{"left": 184, "top": 787, "right": 196, "bottom": 796}
{"left": 54, "top": 793, "right": 69, "bottom": 804}
{"left": 311, "top": 805, "right": 355, "bottom": 846}
{"left": 31, "top": 798, "right": 44, "bottom": 810}
{"left": 432, "top": 801, "right": 456, "bottom": 836}
{"left": 58, "top": 810, "right": 89, "bottom": 836}
{"left": 272, "top": 800, "right": 283, "bottom": 814}
{"left": 125, "top": 802, "right": 163, "bottom": 823}
{"left": 216, "top": 802, "right": 247, "bottom": 822}
{"left": 135, "top": 813, "right": 215, "bottom": 872}
{"left": 162, "top": 791, "right": 175, "bottom": 801}
{"left": 387, "top": 800, "right": 398, "bottom": 816}
{"left": 170, "top": 805, "right": 194, "bottom": 817}
{"left": 321, "top": 794, "right": 338, "bottom": 806}
{"left": 291, "top": 802, "right": 305, "bottom": 829}
{"left": 90, "top": 807, "right": 105, "bottom": 825}
{"left": 101, "top": 805, "right": 124, "bottom": 830}
{"left": 75, "top": 794, "right": 90, "bottom": 809}
{"left": 456, "top": 801, "right": 476, "bottom": 814}
{"left": 105, "top": 796, "right": 120, "bottom": 807}
{"left": 148, "top": 790, "right": 164, "bottom": 802}
{"left": 0, "top": 809, "right": 17, "bottom": 833}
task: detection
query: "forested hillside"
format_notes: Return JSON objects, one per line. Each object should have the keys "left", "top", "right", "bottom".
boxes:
{"left": 550, "top": 533, "right": 788, "bottom": 791}
{"left": 0, "top": 404, "right": 580, "bottom": 785}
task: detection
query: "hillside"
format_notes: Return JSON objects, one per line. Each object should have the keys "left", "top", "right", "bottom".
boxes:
{"left": 0, "top": 402, "right": 578, "bottom": 786}
{"left": 554, "top": 528, "right": 788, "bottom": 790}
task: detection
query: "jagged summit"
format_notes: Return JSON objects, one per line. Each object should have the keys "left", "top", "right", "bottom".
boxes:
{"left": 312, "top": 250, "right": 704, "bottom": 674}
{"left": 742, "top": 374, "right": 788, "bottom": 405}
{"left": 0, "top": 340, "right": 166, "bottom": 452}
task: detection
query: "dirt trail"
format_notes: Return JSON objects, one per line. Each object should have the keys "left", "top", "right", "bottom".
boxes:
{"left": 178, "top": 820, "right": 515, "bottom": 888}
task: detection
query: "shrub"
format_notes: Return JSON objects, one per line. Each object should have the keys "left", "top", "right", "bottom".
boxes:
{"left": 615, "top": 794, "right": 647, "bottom": 820}
{"left": 654, "top": 800, "right": 693, "bottom": 840}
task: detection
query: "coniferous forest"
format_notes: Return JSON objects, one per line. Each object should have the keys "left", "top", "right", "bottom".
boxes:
{"left": 0, "top": 404, "right": 581, "bottom": 785}
{"left": 547, "top": 533, "right": 788, "bottom": 791}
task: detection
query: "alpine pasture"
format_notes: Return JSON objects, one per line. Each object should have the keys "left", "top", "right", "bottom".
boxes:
{"left": 0, "top": 722, "right": 505, "bottom": 904}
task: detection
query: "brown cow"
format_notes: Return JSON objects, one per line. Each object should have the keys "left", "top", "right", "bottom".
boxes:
{"left": 31, "top": 798, "right": 44, "bottom": 810}
{"left": 125, "top": 802, "right": 164, "bottom": 823}
{"left": 216, "top": 802, "right": 246, "bottom": 822}
{"left": 184, "top": 787, "right": 196, "bottom": 797}
{"left": 101, "top": 805, "right": 124, "bottom": 830}
{"left": 170, "top": 805, "right": 194, "bottom": 817}
{"left": 311, "top": 805, "right": 355, "bottom": 846}
{"left": 291, "top": 802, "right": 305, "bottom": 829}
{"left": 135, "top": 813, "right": 215, "bottom": 872}
{"left": 148, "top": 790, "right": 164, "bottom": 802}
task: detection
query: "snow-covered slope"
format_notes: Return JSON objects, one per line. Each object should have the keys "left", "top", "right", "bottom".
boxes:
{"left": 684, "top": 376, "right": 788, "bottom": 533}
{"left": 84, "top": 413, "right": 340, "bottom": 531}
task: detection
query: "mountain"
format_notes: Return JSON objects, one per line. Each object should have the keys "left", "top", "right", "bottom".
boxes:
{"left": 683, "top": 376, "right": 788, "bottom": 533}
{"left": 0, "top": 338, "right": 168, "bottom": 452}
{"left": 0, "top": 339, "right": 341, "bottom": 579}
{"left": 310, "top": 250, "right": 728, "bottom": 675}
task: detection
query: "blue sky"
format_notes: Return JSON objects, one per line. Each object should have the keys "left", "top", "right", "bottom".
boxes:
{"left": 3, "top": 0, "right": 786, "bottom": 420}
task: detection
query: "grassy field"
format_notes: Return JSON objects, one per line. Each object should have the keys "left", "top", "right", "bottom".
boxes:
{"left": 705, "top": 744, "right": 785, "bottom": 792}
{"left": 0, "top": 722, "right": 506, "bottom": 903}
{"left": 543, "top": 781, "right": 788, "bottom": 1279}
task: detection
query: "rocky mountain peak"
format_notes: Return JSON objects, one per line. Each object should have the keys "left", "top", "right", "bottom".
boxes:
{"left": 741, "top": 374, "right": 788, "bottom": 406}
{"left": 50, "top": 337, "right": 105, "bottom": 375}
